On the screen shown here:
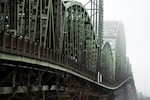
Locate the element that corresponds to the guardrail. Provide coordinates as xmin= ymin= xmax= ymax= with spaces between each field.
xmin=0 ymin=31 xmax=132 ymax=88
xmin=0 ymin=31 xmax=96 ymax=81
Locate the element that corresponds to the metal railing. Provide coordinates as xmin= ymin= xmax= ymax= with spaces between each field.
xmin=0 ymin=31 xmax=96 ymax=81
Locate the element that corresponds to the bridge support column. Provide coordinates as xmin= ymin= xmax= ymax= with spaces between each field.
xmin=107 ymin=94 xmax=115 ymax=100
xmin=125 ymin=84 xmax=137 ymax=100
xmin=124 ymin=83 xmax=135 ymax=100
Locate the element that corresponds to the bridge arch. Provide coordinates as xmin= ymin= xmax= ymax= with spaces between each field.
xmin=101 ymin=42 xmax=114 ymax=82
xmin=103 ymin=21 xmax=127 ymax=81
xmin=61 ymin=1 xmax=98 ymax=72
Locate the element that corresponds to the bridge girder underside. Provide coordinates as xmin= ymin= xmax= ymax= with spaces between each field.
xmin=0 ymin=0 xmax=137 ymax=100
xmin=0 ymin=60 xmax=112 ymax=100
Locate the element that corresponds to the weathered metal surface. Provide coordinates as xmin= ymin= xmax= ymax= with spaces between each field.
xmin=0 ymin=52 xmax=134 ymax=90
xmin=0 ymin=62 xmax=109 ymax=99
xmin=102 ymin=42 xmax=114 ymax=82
xmin=0 ymin=0 xmax=137 ymax=100
xmin=103 ymin=21 xmax=129 ymax=82
xmin=0 ymin=0 xmax=100 ymax=82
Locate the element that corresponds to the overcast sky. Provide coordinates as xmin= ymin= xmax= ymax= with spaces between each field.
xmin=104 ymin=0 xmax=150 ymax=96
xmin=76 ymin=0 xmax=150 ymax=96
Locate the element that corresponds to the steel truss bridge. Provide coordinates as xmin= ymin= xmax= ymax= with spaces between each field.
xmin=0 ymin=0 xmax=137 ymax=100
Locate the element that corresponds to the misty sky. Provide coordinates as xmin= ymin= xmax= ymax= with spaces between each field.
xmin=76 ymin=0 xmax=150 ymax=96
xmin=104 ymin=0 xmax=150 ymax=96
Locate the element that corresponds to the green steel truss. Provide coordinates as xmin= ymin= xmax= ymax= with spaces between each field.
xmin=0 ymin=0 xmax=101 ymax=73
xmin=0 ymin=0 xmax=131 ymax=83
xmin=101 ymin=42 xmax=114 ymax=82
xmin=63 ymin=1 xmax=98 ymax=72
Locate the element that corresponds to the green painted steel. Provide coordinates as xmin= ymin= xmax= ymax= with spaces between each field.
xmin=0 ymin=1 xmax=137 ymax=99
xmin=62 ymin=1 xmax=98 ymax=72
xmin=103 ymin=21 xmax=129 ymax=81
xmin=102 ymin=42 xmax=114 ymax=82
xmin=0 ymin=52 xmax=134 ymax=90
xmin=0 ymin=0 xmax=132 ymax=84
xmin=0 ymin=0 xmax=100 ymax=73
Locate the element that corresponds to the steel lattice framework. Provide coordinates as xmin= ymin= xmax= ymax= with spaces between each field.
xmin=0 ymin=0 xmax=137 ymax=100
xmin=63 ymin=1 xmax=98 ymax=72
xmin=0 ymin=0 xmax=102 ymax=74
xmin=101 ymin=42 xmax=114 ymax=82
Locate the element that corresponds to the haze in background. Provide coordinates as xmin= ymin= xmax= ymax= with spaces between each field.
xmin=103 ymin=0 xmax=150 ymax=96
xmin=75 ymin=0 xmax=150 ymax=96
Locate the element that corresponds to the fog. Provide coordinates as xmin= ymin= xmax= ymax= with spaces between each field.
xmin=76 ymin=0 xmax=150 ymax=96
xmin=104 ymin=0 xmax=150 ymax=96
